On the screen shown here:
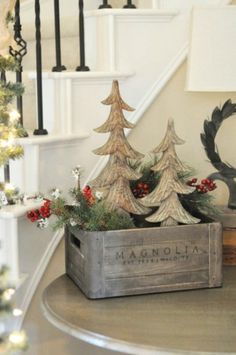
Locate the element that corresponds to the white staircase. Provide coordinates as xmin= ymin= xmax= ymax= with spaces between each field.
xmin=0 ymin=0 xmax=231 ymax=328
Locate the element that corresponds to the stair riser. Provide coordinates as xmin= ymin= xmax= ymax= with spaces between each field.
xmin=22 ymin=37 xmax=80 ymax=71
xmin=10 ymin=140 xmax=91 ymax=195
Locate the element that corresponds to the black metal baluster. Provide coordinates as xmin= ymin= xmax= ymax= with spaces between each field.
xmin=99 ymin=1 xmax=112 ymax=9
xmin=9 ymin=0 xmax=27 ymax=126
xmin=34 ymin=0 xmax=48 ymax=135
xmin=0 ymin=70 xmax=6 ymax=82
xmin=123 ymin=0 xmax=136 ymax=8
xmin=0 ymin=71 xmax=10 ymax=183
xmin=76 ymin=0 xmax=90 ymax=71
xmin=4 ymin=164 xmax=10 ymax=184
xmin=52 ymin=0 xmax=66 ymax=72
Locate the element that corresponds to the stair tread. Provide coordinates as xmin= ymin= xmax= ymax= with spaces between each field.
xmin=15 ymin=132 xmax=89 ymax=146
xmin=28 ymin=70 xmax=134 ymax=80
xmin=85 ymin=8 xmax=179 ymax=17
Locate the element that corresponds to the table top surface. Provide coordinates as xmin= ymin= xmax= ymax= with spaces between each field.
xmin=42 ymin=267 xmax=236 ymax=355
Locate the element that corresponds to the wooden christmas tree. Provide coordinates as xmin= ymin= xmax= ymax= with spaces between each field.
xmin=142 ymin=119 xmax=200 ymax=226
xmin=90 ymin=80 xmax=150 ymax=215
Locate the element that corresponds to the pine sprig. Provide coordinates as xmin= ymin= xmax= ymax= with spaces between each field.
xmin=50 ymin=189 xmax=134 ymax=232
xmin=0 ymin=81 xmax=24 ymax=107
xmin=86 ymin=202 xmax=134 ymax=231
xmin=0 ymin=56 xmax=18 ymax=72
xmin=0 ymin=56 xmax=26 ymax=168
xmin=0 ymin=146 xmax=23 ymax=166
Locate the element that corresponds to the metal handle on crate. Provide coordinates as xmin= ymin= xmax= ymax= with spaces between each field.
xmin=70 ymin=233 xmax=81 ymax=250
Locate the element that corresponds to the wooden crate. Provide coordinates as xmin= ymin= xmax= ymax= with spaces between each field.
xmin=65 ymin=222 xmax=223 ymax=299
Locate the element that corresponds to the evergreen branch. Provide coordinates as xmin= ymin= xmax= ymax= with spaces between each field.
xmin=0 ymin=56 xmax=18 ymax=72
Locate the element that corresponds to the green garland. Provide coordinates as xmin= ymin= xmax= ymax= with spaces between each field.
xmin=0 ymin=81 xmax=24 ymax=108
xmin=0 ymin=56 xmax=18 ymax=72
xmin=0 ymin=55 xmax=27 ymax=167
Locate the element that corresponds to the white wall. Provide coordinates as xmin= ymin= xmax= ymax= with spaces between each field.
xmin=128 ymin=61 xmax=236 ymax=206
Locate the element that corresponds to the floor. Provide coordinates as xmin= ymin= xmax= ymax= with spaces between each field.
xmin=23 ymin=239 xmax=123 ymax=355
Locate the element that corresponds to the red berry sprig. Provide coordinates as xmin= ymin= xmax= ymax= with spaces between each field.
xmin=39 ymin=199 xmax=51 ymax=218
xmin=27 ymin=199 xmax=51 ymax=222
xmin=82 ymin=185 xmax=95 ymax=205
xmin=132 ymin=182 xmax=150 ymax=198
xmin=27 ymin=209 xmax=40 ymax=222
xmin=187 ymin=178 xmax=217 ymax=194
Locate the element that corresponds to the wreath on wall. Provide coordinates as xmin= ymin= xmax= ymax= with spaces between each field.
xmin=201 ymin=99 xmax=236 ymax=209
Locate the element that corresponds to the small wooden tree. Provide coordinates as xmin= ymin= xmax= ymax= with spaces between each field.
xmin=142 ymin=119 xmax=200 ymax=226
xmin=90 ymin=80 xmax=150 ymax=215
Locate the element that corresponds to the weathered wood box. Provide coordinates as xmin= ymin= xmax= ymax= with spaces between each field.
xmin=65 ymin=221 xmax=223 ymax=299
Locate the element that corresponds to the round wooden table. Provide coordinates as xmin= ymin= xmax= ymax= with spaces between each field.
xmin=42 ymin=267 xmax=236 ymax=355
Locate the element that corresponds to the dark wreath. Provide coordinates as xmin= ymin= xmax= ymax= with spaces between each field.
xmin=201 ymin=99 xmax=236 ymax=209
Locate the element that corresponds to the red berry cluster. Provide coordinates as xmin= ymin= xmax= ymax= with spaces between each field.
xmin=82 ymin=185 xmax=95 ymax=205
xmin=27 ymin=210 xmax=40 ymax=222
xmin=132 ymin=182 xmax=150 ymax=198
xmin=187 ymin=178 xmax=217 ymax=193
xmin=27 ymin=199 xmax=51 ymax=222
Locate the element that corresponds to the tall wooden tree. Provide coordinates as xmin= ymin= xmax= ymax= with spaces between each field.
xmin=90 ymin=80 xmax=150 ymax=215
xmin=142 ymin=119 xmax=200 ymax=226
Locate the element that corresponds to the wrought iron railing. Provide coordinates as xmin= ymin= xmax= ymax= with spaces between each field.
xmin=76 ymin=0 xmax=90 ymax=72
xmin=8 ymin=0 xmax=138 ymax=137
xmin=52 ymin=0 xmax=66 ymax=72
xmin=9 ymin=0 xmax=27 ymax=126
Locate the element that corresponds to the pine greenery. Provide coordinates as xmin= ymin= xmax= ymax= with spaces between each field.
xmin=0 ymin=55 xmax=27 ymax=168
xmin=51 ymin=189 xmax=135 ymax=232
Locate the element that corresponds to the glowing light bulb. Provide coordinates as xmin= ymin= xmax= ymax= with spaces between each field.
xmin=8 ymin=132 xmax=15 ymax=144
xmin=9 ymin=331 xmax=27 ymax=346
xmin=0 ymin=140 xmax=9 ymax=148
xmin=9 ymin=110 xmax=20 ymax=123
xmin=0 ymin=133 xmax=15 ymax=148
xmin=4 ymin=183 xmax=14 ymax=192
xmin=3 ymin=287 xmax=15 ymax=301
xmin=13 ymin=308 xmax=23 ymax=317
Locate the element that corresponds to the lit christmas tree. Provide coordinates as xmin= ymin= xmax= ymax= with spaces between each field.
xmin=0 ymin=0 xmax=26 ymax=201
xmin=142 ymin=119 xmax=200 ymax=226
xmin=90 ymin=80 xmax=150 ymax=215
xmin=0 ymin=266 xmax=27 ymax=353
xmin=0 ymin=56 xmax=25 ymax=166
